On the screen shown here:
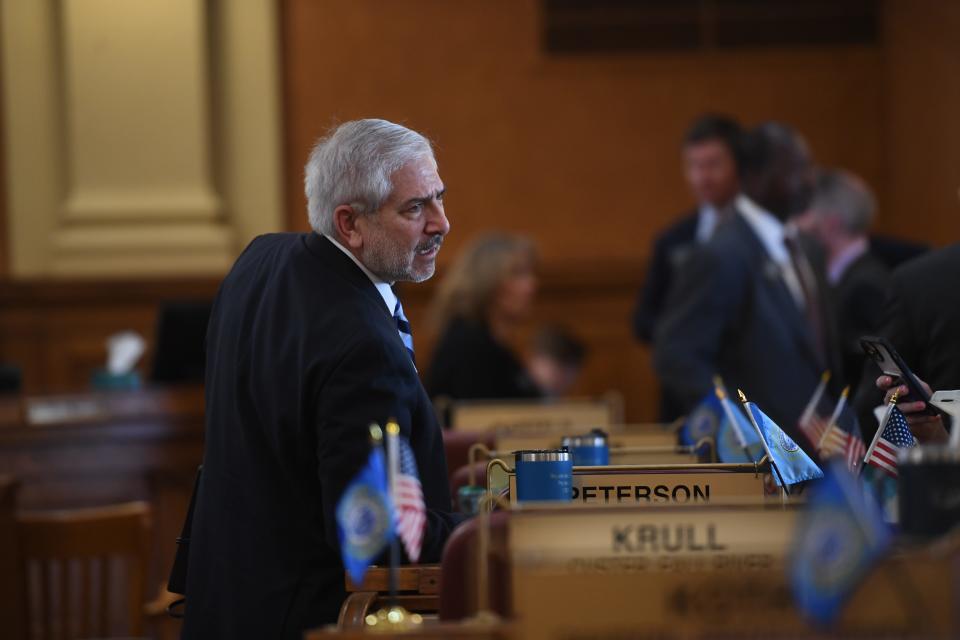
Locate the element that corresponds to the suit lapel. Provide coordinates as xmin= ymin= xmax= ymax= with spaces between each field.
xmin=733 ymin=215 xmax=825 ymax=371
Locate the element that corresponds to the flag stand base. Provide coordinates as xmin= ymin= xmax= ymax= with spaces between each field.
xmin=363 ymin=605 xmax=423 ymax=631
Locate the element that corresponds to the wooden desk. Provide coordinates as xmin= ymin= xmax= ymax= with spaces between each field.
xmin=340 ymin=565 xmax=441 ymax=628
xmin=506 ymin=505 xmax=957 ymax=639
xmin=307 ymin=621 xmax=513 ymax=639
xmin=0 ymin=386 xmax=205 ymax=639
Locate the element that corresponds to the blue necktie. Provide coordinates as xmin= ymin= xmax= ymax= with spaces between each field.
xmin=394 ymin=300 xmax=415 ymax=363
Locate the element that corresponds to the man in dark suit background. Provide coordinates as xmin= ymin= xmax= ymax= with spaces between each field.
xmin=653 ymin=122 xmax=842 ymax=445
xmin=794 ymin=170 xmax=889 ymax=392
xmin=858 ymin=241 xmax=960 ymax=442
xmin=633 ymin=114 xmax=742 ymax=420
xmin=182 ymin=119 xmax=461 ymax=639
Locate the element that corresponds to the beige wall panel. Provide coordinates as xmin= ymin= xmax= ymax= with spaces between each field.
xmin=60 ymin=0 xmax=219 ymax=222
xmin=0 ymin=0 xmax=283 ymax=277
xmin=0 ymin=0 xmax=63 ymax=274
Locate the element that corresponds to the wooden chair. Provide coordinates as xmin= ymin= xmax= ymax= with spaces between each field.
xmin=18 ymin=501 xmax=151 ymax=639
xmin=0 ymin=475 xmax=27 ymax=639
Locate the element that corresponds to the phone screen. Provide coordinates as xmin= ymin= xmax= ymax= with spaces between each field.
xmin=861 ymin=336 xmax=937 ymax=414
xmin=866 ymin=343 xmax=905 ymax=379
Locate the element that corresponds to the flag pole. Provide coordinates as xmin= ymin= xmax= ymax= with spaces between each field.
xmin=385 ymin=419 xmax=402 ymax=607
xmin=799 ymin=370 xmax=831 ymax=431
xmin=738 ymin=389 xmax=791 ymax=496
xmin=861 ymin=392 xmax=899 ymax=477
xmin=817 ymin=385 xmax=850 ymax=451
xmin=713 ymin=377 xmax=753 ymax=462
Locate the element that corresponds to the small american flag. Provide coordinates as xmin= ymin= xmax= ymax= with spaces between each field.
xmin=819 ymin=423 xmax=848 ymax=457
xmin=845 ymin=433 xmax=866 ymax=472
xmin=393 ymin=438 xmax=426 ymax=563
xmin=818 ymin=423 xmax=866 ymax=473
xmin=865 ymin=407 xmax=916 ymax=478
xmin=799 ymin=413 xmax=828 ymax=447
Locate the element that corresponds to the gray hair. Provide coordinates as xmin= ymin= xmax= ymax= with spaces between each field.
xmin=304 ymin=119 xmax=434 ymax=235
xmin=810 ymin=169 xmax=876 ymax=234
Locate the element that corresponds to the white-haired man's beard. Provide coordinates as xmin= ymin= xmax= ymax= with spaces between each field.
xmin=363 ymin=232 xmax=443 ymax=283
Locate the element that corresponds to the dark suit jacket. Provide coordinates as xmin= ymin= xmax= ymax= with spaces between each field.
xmin=653 ymin=213 xmax=842 ymax=445
xmin=182 ymin=233 xmax=461 ymax=639
xmin=633 ymin=211 xmax=699 ymax=421
xmin=424 ymin=316 xmax=540 ymax=404
xmin=633 ymin=211 xmax=699 ymax=343
xmin=833 ymin=251 xmax=889 ymax=391
xmin=854 ymin=243 xmax=960 ymax=438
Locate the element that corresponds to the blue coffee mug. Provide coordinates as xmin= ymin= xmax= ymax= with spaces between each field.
xmin=514 ymin=449 xmax=572 ymax=502
xmin=562 ymin=431 xmax=609 ymax=466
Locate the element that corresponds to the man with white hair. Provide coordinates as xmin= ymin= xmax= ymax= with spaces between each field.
xmin=794 ymin=169 xmax=888 ymax=390
xmin=182 ymin=119 xmax=459 ymax=638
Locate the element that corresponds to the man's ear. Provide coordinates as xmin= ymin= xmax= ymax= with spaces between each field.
xmin=332 ymin=204 xmax=363 ymax=250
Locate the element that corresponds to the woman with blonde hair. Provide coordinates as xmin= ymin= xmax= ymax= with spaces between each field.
xmin=424 ymin=233 xmax=540 ymax=402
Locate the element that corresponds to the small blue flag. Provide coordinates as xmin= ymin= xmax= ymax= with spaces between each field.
xmin=716 ymin=395 xmax=764 ymax=463
xmin=336 ymin=447 xmax=394 ymax=585
xmin=679 ymin=393 xmax=724 ymax=447
xmin=790 ymin=461 xmax=891 ymax=625
xmin=748 ymin=402 xmax=823 ymax=486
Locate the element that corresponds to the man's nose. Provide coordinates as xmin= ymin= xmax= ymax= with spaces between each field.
xmin=426 ymin=202 xmax=450 ymax=236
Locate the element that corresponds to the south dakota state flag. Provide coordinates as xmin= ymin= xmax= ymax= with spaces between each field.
xmin=790 ymin=461 xmax=891 ymax=625
xmin=679 ymin=392 xmax=724 ymax=447
xmin=716 ymin=393 xmax=764 ymax=463
xmin=336 ymin=447 xmax=394 ymax=584
xmin=747 ymin=402 xmax=823 ymax=486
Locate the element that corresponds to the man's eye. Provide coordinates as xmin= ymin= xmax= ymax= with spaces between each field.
xmin=406 ymin=203 xmax=423 ymax=214
xmin=436 ymin=192 xmax=445 ymax=202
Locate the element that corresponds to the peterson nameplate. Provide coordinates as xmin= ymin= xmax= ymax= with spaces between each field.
xmin=508 ymin=470 xmax=765 ymax=505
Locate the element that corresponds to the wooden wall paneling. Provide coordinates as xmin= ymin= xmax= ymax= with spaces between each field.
xmin=881 ymin=0 xmax=960 ymax=246
xmin=0 ymin=387 xmax=206 ymax=628
xmin=398 ymin=261 xmax=657 ymax=423
xmin=280 ymin=0 xmax=884 ymax=267
xmin=0 ymin=279 xmax=219 ymax=394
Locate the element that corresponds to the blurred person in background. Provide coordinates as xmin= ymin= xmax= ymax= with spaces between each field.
xmin=526 ymin=325 xmax=587 ymax=398
xmin=633 ymin=114 xmax=743 ymax=421
xmin=425 ymin=233 xmax=540 ymax=403
xmin=794 ymin=169 xmax=888 ymax=392
xmin=654 ymin=122 xmax=843 ymax=445
xmin=858 ymin=232 xmax=960 ymax=440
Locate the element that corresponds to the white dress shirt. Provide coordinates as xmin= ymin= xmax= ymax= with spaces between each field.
xmin=322 ymin=234 xmax=398 ymax=314
xmin=828 ymin=236 xmax=869 ymax=285
xmin=735 ymin=195 xmax=806 ymax=310
xmin=694 ymin=204 xmax=720 ymax=244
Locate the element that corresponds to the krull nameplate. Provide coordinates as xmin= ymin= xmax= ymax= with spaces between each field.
xmin=508 ymin=467 xmax=767 ymax=506
xmin=509 ymin=504 xmax=797 ymax=570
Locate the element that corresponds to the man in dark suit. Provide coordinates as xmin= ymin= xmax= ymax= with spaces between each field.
xmin=858 ymin=242 xmax=960 ymax=442
xmin=653 ymin=123 xmax=842 ymax=445
xmin=794 ymin=170 xmax=889 ymax=392
xmin=182 ymin=119 xmax=461 ymax=639
xmin=633 ymin=114 xmax=742 ymax=420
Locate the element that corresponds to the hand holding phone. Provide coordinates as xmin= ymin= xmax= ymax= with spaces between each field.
xmin=860 ymin=335 xmax=940 ymax=417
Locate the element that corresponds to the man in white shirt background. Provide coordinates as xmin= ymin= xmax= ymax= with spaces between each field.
xmin=653 ymin=122 xmax=843 ymax=447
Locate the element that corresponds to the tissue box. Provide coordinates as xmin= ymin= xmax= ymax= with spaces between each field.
xmin=91 ymin=368 xmax=142 ymax=390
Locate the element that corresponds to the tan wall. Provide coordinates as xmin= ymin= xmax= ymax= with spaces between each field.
xmin=0 ymin=0 xmax=957 ymax=423
xmin=882 ymin=0 xmax=960 ymax=245
xmin=280 ymin=0 xmax=959 ymax=421
xmin=282 ymin=0 xmax=892 ymax=265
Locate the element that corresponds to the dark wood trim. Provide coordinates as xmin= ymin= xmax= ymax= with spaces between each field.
xmin=0 ymin=278 xmax=222 ymax=306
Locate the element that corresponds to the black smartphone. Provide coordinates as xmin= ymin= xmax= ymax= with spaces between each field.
xmin=860 ymin=335 xmax=940 ymax=416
